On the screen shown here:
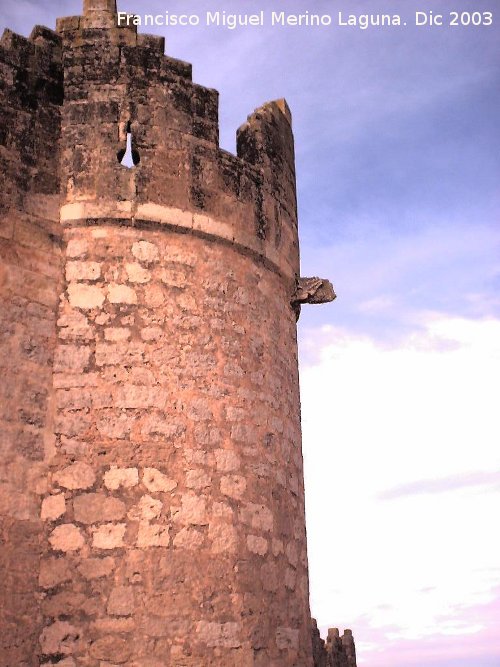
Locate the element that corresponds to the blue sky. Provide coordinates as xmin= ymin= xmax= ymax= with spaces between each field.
xmin=2 ymin=1 xmax=499 ymax=664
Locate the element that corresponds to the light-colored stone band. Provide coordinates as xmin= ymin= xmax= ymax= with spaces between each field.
xmin=60 ymin=201 xmax=295 ymax=280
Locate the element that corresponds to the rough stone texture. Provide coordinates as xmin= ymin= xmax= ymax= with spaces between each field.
xmin=0 ymin=21 xmax=63 ymax=665
xmin=311 ymin=622 xmax=358 ymax=667
xmin=0 ymin=1 xmax=344 ymax=665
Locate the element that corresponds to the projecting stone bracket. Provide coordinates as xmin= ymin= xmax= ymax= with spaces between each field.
xmin=291 ymin=277 xmax=336 ymax=320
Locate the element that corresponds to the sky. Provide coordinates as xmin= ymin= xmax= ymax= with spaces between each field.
xmin=2 ymin=0 xmax=499 ymax=665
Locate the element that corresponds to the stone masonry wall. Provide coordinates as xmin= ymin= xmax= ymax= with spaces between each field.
xmin=0 ymin=26 xmax=63 ymax=666
xmin=40 ymin=225 xmax=311 ymax=666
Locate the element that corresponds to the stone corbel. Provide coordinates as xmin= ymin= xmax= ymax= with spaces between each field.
xmin=291 ymin=276 xmax=336 ymax=320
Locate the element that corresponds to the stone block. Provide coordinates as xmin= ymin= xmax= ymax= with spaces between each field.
xmin=67 ymin=283 xmax=105 ymax=309
xmin=49 ymin=524 xmax=85 ymax=552
xmin=92 ymin=523 xmax=126 ymax=549
xmin=142 ymin=468 xmax=177 ymax=493
xmin=247 ymin=534 xmax=268 ymax=556
xmin=104 ymin=466 xmax=139 ymax=490
xmin=107 ymin=585 xmax=135 ymax=616
xmin=136 ymin=521 xmax=170 ymax=547
xmin=73 ymin=493 xmax=126 ymax=523
xmin=220 ymin=474 xmax=247 ymax=500
xmin=54 ymin=462 xmax=96 ymax=490
xmin=128 ymin=494 xmax=163 ymax=521
xmin=78 ymin=556 xmax=115 ymax=579
xmin=131 ymin=240 xmax=159 ymax=263
xmin=208 ymin=521 xmax=238 ymax=553
xmin=108 ymin=283 xmax=137 ymax=304
xmin=41 ymin=493 xmax=66 ymax=521
xmin=66 ymin=261 xmax=101 ymax=281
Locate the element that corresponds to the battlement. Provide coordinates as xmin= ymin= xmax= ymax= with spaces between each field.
xmin=0 ymin=24 xmax=62 ymax=217
xmin=1 ymin=1 xmax=298 ymax=277
xmin=312 ymin=621 xmax=358 ymax=667
xmin=50 ymin=2 xmax=299 ymax=278
xmin=0 ymin=26 xmax=62 ymax=95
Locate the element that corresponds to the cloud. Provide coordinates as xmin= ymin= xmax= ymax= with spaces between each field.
xmin=353 ymin=591 xmax=500 ymax=667
xmin=299 ymin=220 xmax=500 ymax=337
xmin=301 ymin=316 xmax=500 ymax=666
xmin=380 ymin=470 xmax=500 ymax=499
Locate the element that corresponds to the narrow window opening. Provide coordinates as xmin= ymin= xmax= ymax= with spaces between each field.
xmin=117 ymin=121 xmax=140 ymax=168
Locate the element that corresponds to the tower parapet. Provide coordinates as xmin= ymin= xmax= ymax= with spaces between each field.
xmin=57 ymin=2 xmax=301 ymax=282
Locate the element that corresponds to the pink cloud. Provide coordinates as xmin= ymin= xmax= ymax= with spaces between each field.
xmin=341 ymin=588 xmax=500 ymax=667
xmin=379 ymin=470 xmax=500 ymax=500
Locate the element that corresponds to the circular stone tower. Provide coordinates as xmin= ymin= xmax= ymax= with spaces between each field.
xmin=38 ymin=1 xmax=335 ymax=665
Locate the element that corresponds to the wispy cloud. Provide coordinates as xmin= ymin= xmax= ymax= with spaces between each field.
xmin=318 ymin=580 xmax=500 ymax=667
xmin=300 ymin=221 xmax=500 ymax=337
xmin=380 ymin=470 xmax=500 ymax=500
xmin=302 ymin=316 xmax=500 ymax=665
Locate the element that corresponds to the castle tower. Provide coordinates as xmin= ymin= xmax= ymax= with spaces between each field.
xmin=0 ymin=1 xmax=335 ymax=665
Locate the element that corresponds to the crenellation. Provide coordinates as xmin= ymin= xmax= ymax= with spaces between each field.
xmin=52 ymin=7 xmax=302 ymax=279
xmin=137 ymin=32 xmax=165 ymax=53
xmin=0 ymin=28 xmax=36 ymax=63
xmin=160 ymin=53 xmax=193 ymax=81
xmin=29 ymin=25 xmax=62 ymax=49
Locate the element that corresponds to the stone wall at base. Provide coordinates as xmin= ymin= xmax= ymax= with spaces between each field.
xmin=39 ymin=224 xmax=312 ymax=665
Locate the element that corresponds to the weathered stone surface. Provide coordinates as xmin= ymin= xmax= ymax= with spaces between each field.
xmin=49 ymin=524 xmax=85 ymax=552
xmin=186 ymin=469 xmax=211 ymax=489
xmin=54 ymin=462 xmax=96 ymax=490
xmin=142 ymin=468 xmax=177 ymax=493
xmin=276 ymin=626 xmax=299 ymax=650
xmin=40 ymin=620 xmax=80 ymax=656
xmin=41 ymin=494 xmax=66 ymax=521
xmin=66 ymin=261 xmax=101 ymax=281
xmin=208 ymin=521 xmax=238 ymax=553
xmin=174 ymin=493 xmax=207 ymax=526
xmin=173 ymin=526 xmax=204 ymax=549
xmin=128 ymin=495 xmax=163 ymax=521
xmin=67 ymin=283 xmax=105 ymax=309
xmin=66 ymin=238 xmax=89 ymax=258
xmin=73 ymin=493 xmax=126 ymax=523
xmin=240 ymin=503 xmax=274 ymax=532
xmin=41 ymin=592 xmax=87 ymax=618
xmin=39 ymin=557 xmax=72 ymax=588
xmin=137 ymin=521 xmax=170 ymax=547
xmin=220 ymin=474 xmax=247 ymax=500
xmin=78 ymin=556 xmax=115 ymax=579
xmin=92 ymin=523 xmax=126 ymax=549
xmin=247 ymin=534 xmax=268 ymax=556
xmin=90 ymin=635 xmax=132 ymax=662
xmin=104 ymin=466 xmax=139 ymax=490
xmin=215 ymin=449 xmax=241 ymax=472
xmin=107 ymin=585 xmax=135 ymax=616
xmin=132 ymin=241 xmax=159 ymax=263
xmin=108 ymin=283 xmax=137 ymax=304
xmin=104 ymin=327 xmax=131 ymax=341
xmin=54 ymin=345 xmax=91 ymax=373
xmin=126 ymin=262 xmax=151 ymax=283
xmin=196 ymin=621 xmax=242 ymax=648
